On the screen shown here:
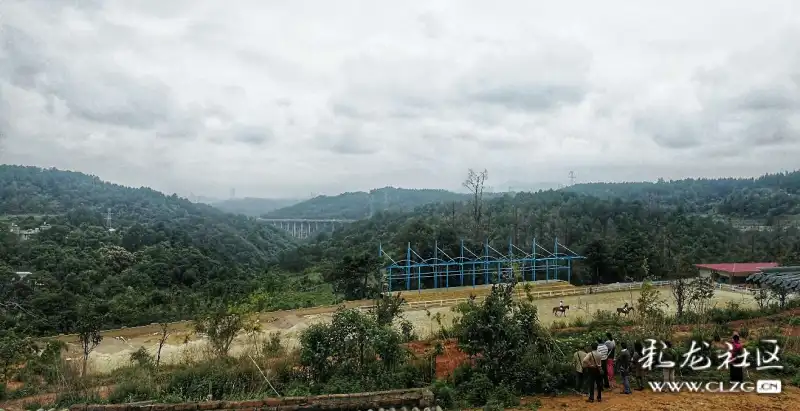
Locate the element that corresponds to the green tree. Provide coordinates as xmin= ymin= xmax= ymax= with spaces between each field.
xmin=326 ymin=253 xmax=382 ymax=300
xmin=452 ymin=283 xmax=567 ymax=404
xmin=0 ymin=332 xmax=35 ymax=384
xmin=75 ymin=304 xmax=104 ymax=377
xmin=193 ymin=303 xmax=254 ymax=358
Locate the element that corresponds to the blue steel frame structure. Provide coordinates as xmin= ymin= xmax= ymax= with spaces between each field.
xmin=379 ymin=237 xmax=585 ymax=293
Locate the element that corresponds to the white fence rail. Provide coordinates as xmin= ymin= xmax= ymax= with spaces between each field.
xmin=358 ymin=280 xmax=672 ymax=311
xmin=715 ymin=283 xmax=752 ymax=294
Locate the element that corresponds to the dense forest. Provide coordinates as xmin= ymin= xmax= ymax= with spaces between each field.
xmin=0 ymin=165 xmax=329 ymax=336
xmin=262 ymin=187 xmax=479 ymax=220
xmin=567 ymin=172 xmax=800 ymax=223
xmin=278 ymin=172 xmax=800 ymax=298
xmin=211 ymin=197 xmax=302 ymax=217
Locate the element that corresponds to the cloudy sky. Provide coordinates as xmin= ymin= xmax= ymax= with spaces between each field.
xmin=2 ymin=0 xmax=800 ymax=198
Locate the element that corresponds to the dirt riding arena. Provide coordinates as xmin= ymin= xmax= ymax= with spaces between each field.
xmin=57 ymin=283 xmax=756 ymax=375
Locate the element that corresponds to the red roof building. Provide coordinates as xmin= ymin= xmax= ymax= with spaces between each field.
xmin=695 ymin=262 xmax=779 ymax=285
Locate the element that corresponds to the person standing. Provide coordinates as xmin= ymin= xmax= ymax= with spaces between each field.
xmin=729 ymin=334 xmax=744 ymax=383
xmin=661 ymin=341 xmax=677 ymax=383
xmin=573 ymin=344 xmax=589 ymax=392
xmin=617 ymin=342 xmax=632 ymax=394
xmin=583 ymin=342 xmax=604 ymax=403
xmin=605 ymin=333 xmax=617 ymax=389
xmin=631 ymin=341 xmax=646 ymax=390
xmin=597 ymin=338 xmax=610 ymax=388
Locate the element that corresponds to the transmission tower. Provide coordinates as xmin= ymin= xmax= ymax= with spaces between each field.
xmin=106 ymin=208 xmax=112 ymax=229
xmin=568 ymin=171 xmax=576 ymax=186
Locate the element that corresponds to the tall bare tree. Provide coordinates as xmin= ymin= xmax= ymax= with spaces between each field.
xmin=463 ymin=169 xmax=488 ymax=241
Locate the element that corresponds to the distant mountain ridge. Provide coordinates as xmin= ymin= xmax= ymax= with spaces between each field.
xmin=212 ymin=197 xmax=303 ymax=217
xmin=263 ymin=187 xmax=474 ymax=220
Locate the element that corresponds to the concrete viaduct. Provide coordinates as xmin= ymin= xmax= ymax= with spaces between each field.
xmin=259 ymin=218 xmax=356 ymax=239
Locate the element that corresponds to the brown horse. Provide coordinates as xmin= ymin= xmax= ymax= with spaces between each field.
xmin=553 ymin=305 xmax=570 ymax=316
xmin=616 ymin=306 xmax=634 ymax=316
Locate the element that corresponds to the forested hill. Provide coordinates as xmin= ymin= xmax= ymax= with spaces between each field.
xmin=565 ymin=171 xmax=800 ymax=223
xmin=263 ymin=187 xmax=473 ymax=219
xmin=278 ymin=188 xmax=800 ymax=296
xmin=212 ymin=197 xmax=302 ymax=217
xmin=0 ymin=165 xmax=299 ymax=335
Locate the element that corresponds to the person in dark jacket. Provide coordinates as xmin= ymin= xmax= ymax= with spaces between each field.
xmin=631 ymin=340 xmax=646 ymax=390
xmin=573 ymin=344 xmax=589 ymax=392
xmin=617 ymin=341 xmax=632 ymax=394
xmin=582 ymin=342 xmax=604 ymax=403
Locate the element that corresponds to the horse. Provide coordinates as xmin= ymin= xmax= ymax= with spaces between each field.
xmin=553 ymin=305 xmax=570 ymax=316
xmin=616 ymin=306 xmax=634 ymax=316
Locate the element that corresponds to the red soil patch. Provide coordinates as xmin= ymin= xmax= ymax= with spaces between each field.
xmin=406 ymin=339 xmax=469 ymax=379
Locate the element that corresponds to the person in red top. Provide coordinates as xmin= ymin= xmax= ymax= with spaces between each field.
xmin=729 ymin=334 xmax=744 ymax=382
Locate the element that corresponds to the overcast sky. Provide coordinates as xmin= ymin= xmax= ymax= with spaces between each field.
xmin=2 ymin=1 xmax=800 ymax=198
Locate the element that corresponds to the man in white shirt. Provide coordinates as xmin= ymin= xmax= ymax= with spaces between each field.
xmin=596 ymin=338 xmax=610 ymax=388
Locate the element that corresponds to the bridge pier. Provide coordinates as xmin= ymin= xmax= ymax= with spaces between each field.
xmin=259 ymin=218 xmax=355 ymax=239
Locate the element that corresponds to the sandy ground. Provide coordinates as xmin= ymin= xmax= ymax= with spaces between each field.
xmin=60 ymin=287 xmax=755 ymax=375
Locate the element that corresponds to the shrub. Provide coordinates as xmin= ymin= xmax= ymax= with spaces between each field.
xmin=431 ymin=380 xmax=456 ymax=409
xmin=569 ymin=316 xmax=587 ymax=328
xmin=130 ymin=347 xmax=155 ymax=369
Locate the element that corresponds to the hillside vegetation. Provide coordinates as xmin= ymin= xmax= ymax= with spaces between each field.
xmin=279 ymin=174 xmax=800 ymax=298
xmin=566 ymin=171 xmax=800 ymax=224
xmin=0 ymin=165 xmax=331 ymax=336
xmin=211 ymin=197 xmax=302 ymax=217
xmin=263 ymin=187 xmax=475 ymax=220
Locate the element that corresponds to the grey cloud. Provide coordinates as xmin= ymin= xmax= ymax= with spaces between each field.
xmin=633 ymin=114 xmax=705 ymax=149
xmin=418 ymin=12 xmax=444 ymax=39
xmin=1 ymin=25 xmax=175 ymax=130
xmin=314 ymin=123 xmax=381 ymax=155
xmin=62 ymin=72 xmax=173 ymax=129
xmin=638 ymin=29 xmax=800 ymax=153
xmin=735 ymin=87 xmax=798 ymax=111
xmin=232 ymin=126 xmax=274 ymax=145
xmin=467 ymin=84 xmax=586 ymax=111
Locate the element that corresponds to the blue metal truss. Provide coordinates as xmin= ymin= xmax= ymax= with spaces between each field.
xmin=378 ymin=238 xmax=585 ymax=293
